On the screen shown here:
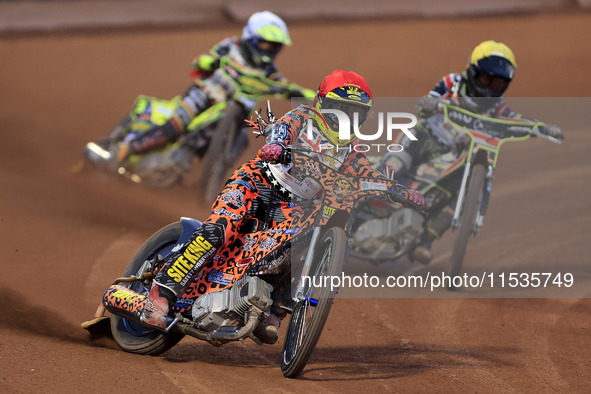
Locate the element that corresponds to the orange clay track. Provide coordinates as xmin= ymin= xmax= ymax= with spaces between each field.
xmin=1 ymin=13 xmax=590 ymax=392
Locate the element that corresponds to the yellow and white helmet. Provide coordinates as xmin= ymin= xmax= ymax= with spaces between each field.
xmin=241 ymin=11 xmax=292 ymax=67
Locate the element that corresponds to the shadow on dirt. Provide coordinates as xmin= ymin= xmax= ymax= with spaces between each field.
xmin=297 ymin=343 xmax=521 ymax=381
xmin=0 ymin=286 xmax=116 ymax=348
xmin=161 ymin=340 xmax=521 ymax=381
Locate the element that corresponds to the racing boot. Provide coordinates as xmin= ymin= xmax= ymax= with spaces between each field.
xmin=413 ymin=205 xmax=455 ymax=264
xmin=413 ymin=233 xmax=435 ymax=264
xmin=141 ymin=222 xmax=225 ymax=330
xmin=252 ymin=277 xmax=291 ymax=344
xmin=140 ymin=283 xmax=175 ymax=331
xmin=413 ymin=206 xmax=455 ymax=264
xmin=253 ymin=313 xmax=281 ymax=344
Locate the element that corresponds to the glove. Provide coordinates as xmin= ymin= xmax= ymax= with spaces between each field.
xmin=541 ymin=124 xmax=565 ymax=140
xmin=416 ymin=96 xmax=442 ymax=117
xmin=106 ymin=143 xmax=130 ymax=170
xmin=288 ymin=84 xmax=316 ymax=99
xmin=258 ymin=143 xmax=290 ymax=165
xmin=390 ymin=185 xmax=424 ymax=207
xmin=116 ymin=142 xmax=131 ymax=163
xmin=405 ymin=189 xmax=424 ymax=207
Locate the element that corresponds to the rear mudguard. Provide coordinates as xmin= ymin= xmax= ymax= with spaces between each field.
xmin=178 ymin=217 xmax=203 ymax=245
xmin=102 ymin=217 xmax=202 ymax=324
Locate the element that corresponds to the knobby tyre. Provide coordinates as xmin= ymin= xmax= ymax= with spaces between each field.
xmin=447 ymin=163 xmax=486 ymax=289
xmin=281 ymin=227 xmax=347 ymax=378
xmin=111 ymin=222 xmax=185 ymax=355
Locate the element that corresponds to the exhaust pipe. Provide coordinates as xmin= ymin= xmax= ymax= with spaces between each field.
xmin=175 ymin=309 xmax=261 ymax=346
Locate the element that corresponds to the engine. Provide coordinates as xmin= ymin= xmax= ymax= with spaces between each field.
xmin=353 ymin=207 xmax=424 ymax=257
xmin=190 ymin=275 xmax=273 ymax=332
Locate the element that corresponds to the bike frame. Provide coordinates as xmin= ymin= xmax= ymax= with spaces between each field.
xmin=439 ymin=104 xmax=561 ymax=231
xmin=288 ymin=148 xmax=421 ymax=301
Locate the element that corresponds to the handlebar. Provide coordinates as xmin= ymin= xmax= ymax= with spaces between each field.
xmin=387 ymin=190 xmax=428 ymax=217
xmin=289 ymin=146 xmax=427 ymax=216
xmin=436 ymin=100 xmax=562 ymax=145
xmin=436 ymin=99 xmax=451 ymax=111
xmin=531 ymin=127 xmax=563 ymax=144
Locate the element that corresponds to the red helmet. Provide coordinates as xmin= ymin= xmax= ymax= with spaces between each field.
xmin=315 ymin=70 xmax=373 ymax=146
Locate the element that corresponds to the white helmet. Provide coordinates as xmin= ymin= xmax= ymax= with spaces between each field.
xmin=241 ymin=11 xmax=292 ymax=67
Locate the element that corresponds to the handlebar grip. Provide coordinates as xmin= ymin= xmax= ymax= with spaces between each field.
xmin=436 ymin=99 xmax=451 ymax=112
xmin=387 ymin=191 xmax=428 ymax=217
xmin=532 ymin=126 xmax=563 ymax=144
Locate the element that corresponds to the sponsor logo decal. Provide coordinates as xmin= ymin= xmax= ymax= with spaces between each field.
xmin=167 ymin=236 xmax=214 ymax=284
xmin=220 ymin=189 xmax=244 ymax=208
xmin=235 ymin=257 xmax=254 ymax=268
xmin=241 ymin=236 xmax=258 ymax=252
xmin=259 ymin=237 xmax=277 ymax=251
xmin=229 ymin=179 xmax=255 ymax=190
xmin=112 ymin=289 xmax=145 ymax=302
xmin=323 ymin=205 xmax=336 ymax=218
xmin=333 ymin=177 xmax=354 ymax=199
xmin=361 ymin=181 xmax=388 ymax=191
xmin=213 ymin=207 xmax=243 ymax=220
xmin=207 ymin=269 xmax=234 ymax=286
xmin=174 ymin=298 xmax=194 ymax=308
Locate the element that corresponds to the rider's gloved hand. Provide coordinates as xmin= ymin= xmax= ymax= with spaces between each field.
xmin=541 ymin=124 xmax=565 ymax=140
xmin=105 ymin=143 xmax=131 ymax=170
xmin=258 ymin=143 xmax=290 ymax=165
xmin=416 ymin=96 xmax=443 ymax=117
xmin=406 ymin=189 xmax=424 ymax=207
xmin=116 ymin=143 xmax=131 ymax=163
xmin=285 ymin=83 xmax=315 ymax=99
xmin=293 ymin=87 xmax=316 ymax=98
xmin=390 ymin=185 xmax=424 ymax=207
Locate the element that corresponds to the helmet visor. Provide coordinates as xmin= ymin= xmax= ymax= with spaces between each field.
xmin=322 ymin=98 xmax=371 ymax=143
xmin=475 ymin=72 xmax=511 ymax=94
xmin=257 ymin=39 xmax=283 ymax=53
xmin=250 ymin=38 xmax=283 ymax=65
xmin=476 ymin=56 xmax=516 ymax=79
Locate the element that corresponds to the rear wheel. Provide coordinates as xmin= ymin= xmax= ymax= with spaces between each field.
xmin=447 ymin=164 xmax=486 ymax=288
xmin=110 ymin=222 xmax=185 ymax=355
xmin=281 ymin=227 xmax=347 ymax=378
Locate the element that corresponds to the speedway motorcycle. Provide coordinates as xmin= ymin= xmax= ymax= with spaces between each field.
xmin=82 ymin=133 xmax=425 ymax=378
xmin=352 ymin=102 xmax=562 ymax=282
xmin=83 ymin=56 xmax=313 ymax=201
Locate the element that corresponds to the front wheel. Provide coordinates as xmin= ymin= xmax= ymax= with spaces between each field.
xmin=447 ymin=163 xmax=486 ymax=288
xmin=281 ymin=227 xmax=347 ymax=378
xmin=110 ymin=222 xmax=185 ymax=355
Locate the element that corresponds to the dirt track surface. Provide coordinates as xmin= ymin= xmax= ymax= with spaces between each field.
xmin=1 ymin=13 xmax=590 ymax=392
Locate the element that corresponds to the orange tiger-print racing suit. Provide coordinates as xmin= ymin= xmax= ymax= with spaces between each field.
xmin=153 ymin=103 xmax=414 ymax=306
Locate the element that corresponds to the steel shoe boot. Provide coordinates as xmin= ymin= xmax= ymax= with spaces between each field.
xmin=413 ymin=234 xmax=434 ymax=264
xmin=413 ymin=244 xmax=433 ymax=264
xmin=253 ymin=313 xmax=281 ymax=344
